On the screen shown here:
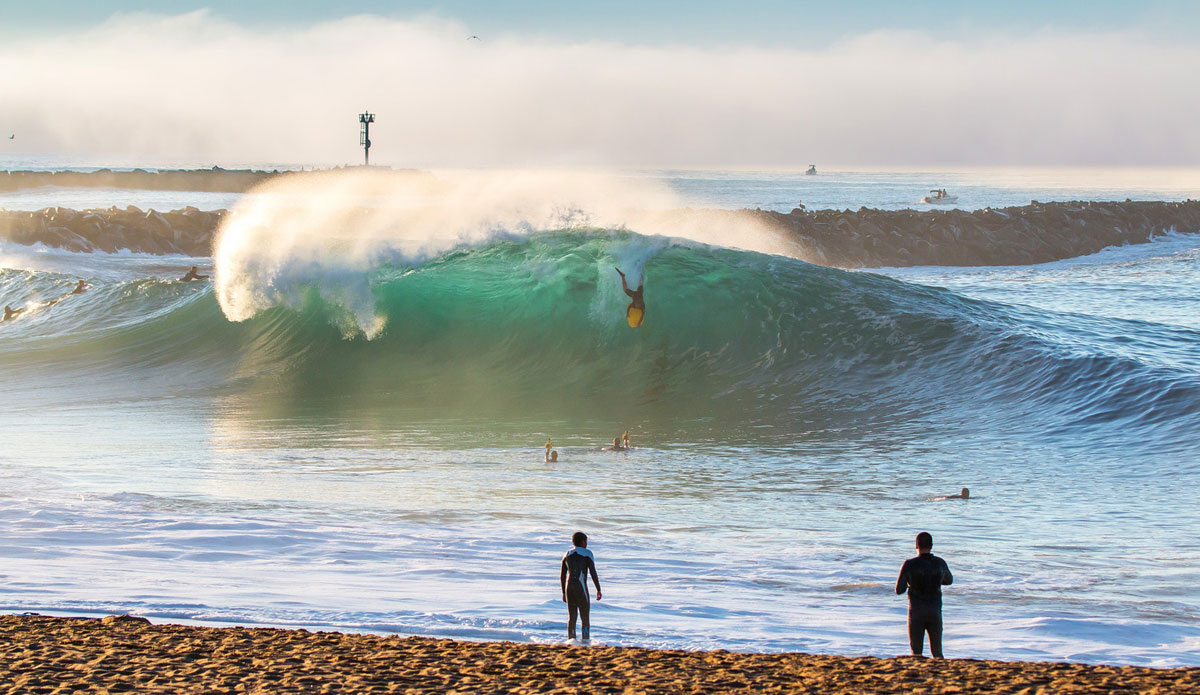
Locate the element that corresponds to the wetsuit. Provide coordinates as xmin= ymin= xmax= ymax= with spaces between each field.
xmin=560 ymin=546 xmax=601 ymax=639
xmin=623 ymin=284 xmax=645 ymax=327
xmin=896 ymin=553 xmax=953 ymax=658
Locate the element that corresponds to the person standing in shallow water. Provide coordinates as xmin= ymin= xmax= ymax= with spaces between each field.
xmin=896 ymin=531 xmax=953 ymax=658
xmin=561 ymin=532 xmax=602 ymax=640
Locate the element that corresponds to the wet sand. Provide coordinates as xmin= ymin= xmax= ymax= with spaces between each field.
xmin=2 ymin=615 xmax=1195 ymax=694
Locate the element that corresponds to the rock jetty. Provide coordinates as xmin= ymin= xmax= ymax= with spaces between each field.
xmin=1 ymin=200 xmax=1198 ymax=266
xmin=758 ymin=200 xmax=1200 ymax=267
xmin=0 ymin=205 xmax=224 ymax=256
xmin=0 ymin=168 xmax=278 ymax=194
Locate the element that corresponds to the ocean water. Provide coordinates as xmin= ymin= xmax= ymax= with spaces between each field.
xmin=1 ymin=163 xmax=1198 ymax=667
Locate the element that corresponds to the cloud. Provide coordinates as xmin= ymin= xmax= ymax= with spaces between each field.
xmin=2 ymin=11 xmax=1198 ymax=167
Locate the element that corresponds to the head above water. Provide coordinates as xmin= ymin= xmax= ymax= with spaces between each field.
xmin=549 ymin=450 xmax=558 ymax=462
xmin=916 ymin=532 xmax=933 ymax=552
xmin=961 ymin=487 xmax=970 ymax=499
xmin=572 ymin=531 xmax=587 ymax=548
xmin=612 ymin=437 xmax=622 ymax=448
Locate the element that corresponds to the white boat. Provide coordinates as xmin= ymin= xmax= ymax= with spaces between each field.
xmin=805 ymin=164 xmax=817 ymax=175
xmin=921 ymin=189 xmax=957 ymax=204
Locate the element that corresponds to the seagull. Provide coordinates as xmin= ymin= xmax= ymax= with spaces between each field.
xmin=467 ymin=35 xmax=481 ymax=41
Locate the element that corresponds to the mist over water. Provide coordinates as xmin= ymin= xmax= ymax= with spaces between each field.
xmin=2 ymin=12 xmax=1200 ymax=166
xmin=1 ymin=167 xmax=1199 ymax=666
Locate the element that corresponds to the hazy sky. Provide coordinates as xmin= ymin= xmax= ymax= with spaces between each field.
xmin=1 ymin=3 xmax=1198 ymax=168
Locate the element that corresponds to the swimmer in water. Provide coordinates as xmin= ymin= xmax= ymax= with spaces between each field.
xmin=68 ymin=280 xmax=87 ymax=295
xmin=180 ymin=266 xmax=208 ymax=282
xmin=614 ymin=267 xmax=644 ymax=327
xmin=949 ymin=487 xmax=969 ymax=499
xmin=3 ymin=305 xmax=24 ymax=321
xmin=610 ymin=437 xmax=626 ymax=451
xmin=622 ymin=431 xmax=631 ymax=448
xmin=546 ymin=449 xmax=559 ymax=463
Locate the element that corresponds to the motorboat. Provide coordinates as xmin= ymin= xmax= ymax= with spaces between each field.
xmin=921 ymin=189 xmax=957 ymax=204
xmin=805 ymin=164 xmax=817 ymax=175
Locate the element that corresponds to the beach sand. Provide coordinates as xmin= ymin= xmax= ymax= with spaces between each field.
xmin=1 ymin=615 xmax=1195 ymax=694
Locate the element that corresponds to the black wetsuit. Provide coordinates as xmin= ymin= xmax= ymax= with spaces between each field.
xmin=560 ymin=547 xmax=601 ymax=639
xmin=896 ymin=553 xmax=953 ymax=657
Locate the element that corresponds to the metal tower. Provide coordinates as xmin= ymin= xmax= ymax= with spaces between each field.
xmin=359 ymin=111 xmax=375 ymax=165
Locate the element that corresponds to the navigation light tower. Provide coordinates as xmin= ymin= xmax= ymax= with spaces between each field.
xmin=359 ymin=111 xmax=375 ymax=165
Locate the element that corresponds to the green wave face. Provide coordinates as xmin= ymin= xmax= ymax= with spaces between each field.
xmin=3 ymin=230 xmax=1198 ymax=447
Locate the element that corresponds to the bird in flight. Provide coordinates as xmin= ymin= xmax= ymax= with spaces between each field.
xmin=467 ymin=35 xmax=481 ymax=40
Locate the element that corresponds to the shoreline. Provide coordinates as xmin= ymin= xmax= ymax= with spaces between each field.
xmin=3 ymin=614 xmax=1196 ymax=694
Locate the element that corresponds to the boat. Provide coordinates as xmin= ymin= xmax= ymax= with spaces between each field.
xmin=805 ymin=164 xmax=817 ymax=175
xmin=921 ymin=189 xmax=957 ymax=204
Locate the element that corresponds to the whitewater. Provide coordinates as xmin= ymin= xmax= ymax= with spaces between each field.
xmin=0 ymin=166 xmax=1198 ymax=667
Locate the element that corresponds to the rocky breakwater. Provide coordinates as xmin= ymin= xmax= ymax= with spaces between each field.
xmin=0 ymin=168 xmax=278 ymax=193
xmin=0 ymin=205 xmax=224 ymax=256
xmin=3 ymin=199 xmax=1199 ymax=266
xmin=756 ymin=200 xmax=1200 ymax=267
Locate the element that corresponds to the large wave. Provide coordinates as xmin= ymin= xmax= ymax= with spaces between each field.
xmin=3 ymin=229 xmax=1198 ymax=451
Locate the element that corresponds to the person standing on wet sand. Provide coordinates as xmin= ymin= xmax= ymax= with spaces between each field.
xmin=896 ymin=531 xmax=953 ymax=658
xmin=561 ymin=532 xmax=602 ymax=640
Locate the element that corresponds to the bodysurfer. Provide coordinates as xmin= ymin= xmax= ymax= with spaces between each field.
xmin=560 ymin=531 xmax=602 ymax=641
xmin=3 ymin=305 xmax=23 ymax=321
xmin=614 ymin=267 xmax=644 ymax=327
xmin=180 ymin=266 xmax=208 ymax=282
xmin=68 ymin=280 xmax=87 ymax=295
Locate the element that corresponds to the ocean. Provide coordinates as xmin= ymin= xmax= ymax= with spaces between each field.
xmin=1 ymin=161 xmax=1198 ymax=667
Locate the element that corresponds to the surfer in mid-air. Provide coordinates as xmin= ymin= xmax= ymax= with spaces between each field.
xmin=614 ymin=267 xmax=644 ymax=327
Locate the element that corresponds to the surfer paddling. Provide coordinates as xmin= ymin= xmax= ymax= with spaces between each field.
xmin=561 ymin=532 xmax=602 ymax=641
xmin=68 ymin=280 xmax=87 ymax=295
xmin=180 ymin=266 xmax=208 ymax=282
xmin=614 ymin=267 xmax=645 ymax=327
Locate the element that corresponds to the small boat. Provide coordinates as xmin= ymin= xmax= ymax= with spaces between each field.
xmin=921 ymin=189 xmax=957 ymax=204
xmin=805 ymin=164 xmax=817 ymax=175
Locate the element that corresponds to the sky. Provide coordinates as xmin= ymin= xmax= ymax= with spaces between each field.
xmin=1 ymin=2 xmax=1198 ymax=168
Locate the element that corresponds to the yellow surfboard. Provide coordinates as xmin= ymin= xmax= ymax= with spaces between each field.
xmin=627 ymin=305 xmax=645 ymax=327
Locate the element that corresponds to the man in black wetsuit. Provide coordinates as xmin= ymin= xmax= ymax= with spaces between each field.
xmin=896 ymin=531 xmax=953 ymax=658
xmin=614 ymin=267 xmax=645 ymax=327
xmin=180 ymin=266 xmax=208 ymax=282
xmin=560 ymin=531 xmax=602 ymax=640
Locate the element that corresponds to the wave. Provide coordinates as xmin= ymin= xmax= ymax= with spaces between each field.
xmin=3 ymin=229 xmax=1198 ymax=450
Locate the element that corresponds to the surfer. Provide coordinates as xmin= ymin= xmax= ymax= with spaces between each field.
xmin=614 ymin=267 xmax=645 ymax=327
xmin=3 ymin=305 xmax=24 ymax=321
xmin=896 ymin=532 xmax=953 ymax=659
xmin=68 ymin=280 xmax=87 ymax=295
xmin=180 ymin=266 xmax=208 ymax=282
xmin=560 ymin=532 xmax=602 ymax=641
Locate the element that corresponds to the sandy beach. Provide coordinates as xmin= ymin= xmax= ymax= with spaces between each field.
xmin=2 ymin=615 xmax=1195 ymax=694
